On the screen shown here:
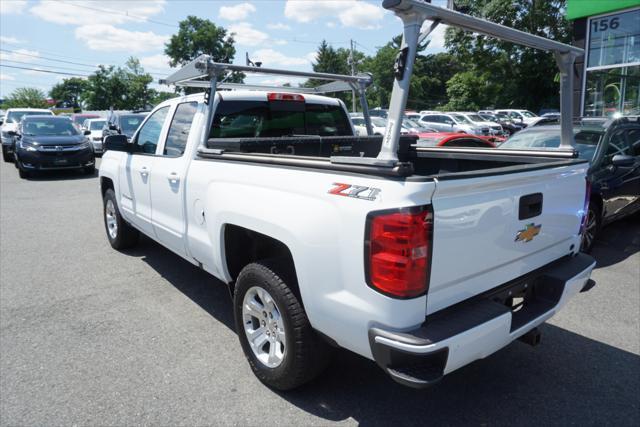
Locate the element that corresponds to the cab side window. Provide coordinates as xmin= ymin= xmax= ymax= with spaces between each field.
xmin=605 ymin=130 xmax=630 ymax=162
xmin=164 ymin=102 xmax=198 ymax=157
xmin=626 ymin=128 xmax=640 ymax=157
xmin=135 ymin=107 xmax=169 ymax=154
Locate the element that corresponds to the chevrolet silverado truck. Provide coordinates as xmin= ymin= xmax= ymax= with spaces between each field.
xmin=98 ymin=0 xmax=595 ymax=390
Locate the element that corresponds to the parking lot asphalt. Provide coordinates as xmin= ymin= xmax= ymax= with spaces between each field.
xmin=0 ymin=159 xmax=638 ymax=426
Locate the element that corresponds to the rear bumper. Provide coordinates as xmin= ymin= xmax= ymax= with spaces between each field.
xmin=369 ymin=253 xmax=596 ymax=388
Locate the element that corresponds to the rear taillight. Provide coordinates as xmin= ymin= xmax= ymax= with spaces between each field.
xmin=580 ymin=178 xmax=591 ymax=235
xmin=365 ymin=206 xmax=433 ymax=299
xmin=267 ymin=92 xmax=305 ymax=102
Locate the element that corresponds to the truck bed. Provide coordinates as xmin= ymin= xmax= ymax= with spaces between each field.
xmin=200 ymin=134 xmax=586 ymax=179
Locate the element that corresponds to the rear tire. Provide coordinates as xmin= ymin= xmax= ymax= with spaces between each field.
xmin=581 ymin=203 xmax=601 ymax=253
xmin=2 ymin=147 xmax=12 ymax=163
xmin=18 ymin=167 xmax=30 ymax=179
xmin=234 ymin=259 xmax=331 ymax=390
xmin=103 ymin=188 xmax=139 ymax=250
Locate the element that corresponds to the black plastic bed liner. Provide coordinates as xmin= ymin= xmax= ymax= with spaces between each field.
xmin=206 ymin=135 xmax=416 ymax=160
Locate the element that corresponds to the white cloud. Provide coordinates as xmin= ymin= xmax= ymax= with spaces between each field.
xmin=0 ymin=48 xmax=40 ymax=62
xmin=254 ymin=76 xmax=306 ymax=87
xmin=0 ymin=72 xmax=16 ymax=81
xmin=219 ymin=3 xmax=256 ymax=21
xmin=326 ymin=22 xmax=336 ymax=28
xmin=422 ymin=22 xmax=448 ymax=52
xmin=267 ymin=22 xmax=291 ymax=31
xmin=140 ymin=54 xmax=173 ymax=71
xmin=228 ymin=22 xmax=270 ymax=46
xmin=30 ymin=0 xmax=166 ymax=25
xmin=75 ymin=25 xmax=169 ymax=52
xmin=0 ymin=0 xmax=27 ymax=14
xmin=284 ymin=0 xmax=384 ymax=30
xmin=252 ymin=49 xmax=314 ymax=67
xmin=0 ymin=35 xmax=24 ymax=44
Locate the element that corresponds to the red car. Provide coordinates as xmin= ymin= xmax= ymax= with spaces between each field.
xmin=414 ymin=132 xmax=502 ymax=148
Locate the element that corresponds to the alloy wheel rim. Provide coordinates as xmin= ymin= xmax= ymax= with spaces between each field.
xmin=242 ymin=286 xmax=286 ymax=368
xmin=105 ymin=199 xmax=118 ymax=239
xmin=582 ymin=209 xmax=596 ymax=250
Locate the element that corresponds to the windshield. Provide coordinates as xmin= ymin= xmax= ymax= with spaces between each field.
xmin=22 ymin=118 xmax=79 ymax=136
xmin=466 ymin=114 xmax=485 ymax=122
xmin=451 ymin=114 xmax=472 ymax=125
xmin=371 ymin=117 xmax=387 ymax=127
xmin=7 ymin=111 xmax=51 ymax=123
xmin=210 ymin=100 xmax=352 ymax=138
xmin=403 ymin=118 xmax=423 ymax=129
xmin=89 ymin=120 xmax=106 ymax=130
xmin=499 ymin=128 xmax=602 ymax=160
xmin=521 ymin=111 xmax=538 ymax=118
xmin=480 ymin=114 xmax=497 ymax=121
xmin=120 ymin=115 xmax=145 ymax=134
xmin=73 ymin=115 xmax=98 ymax=125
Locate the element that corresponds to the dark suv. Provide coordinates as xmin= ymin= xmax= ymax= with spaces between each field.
xmin=102 ymin=112 xmax=148 ymax=142
xmin=499 ymin=117 xmax=640 ymax=251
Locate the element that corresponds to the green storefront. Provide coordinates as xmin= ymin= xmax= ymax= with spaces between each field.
xmin=568 ymin=0 xmax=640 ymax=117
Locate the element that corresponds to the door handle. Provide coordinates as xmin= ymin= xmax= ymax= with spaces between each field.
xmin=140 ymin=166 xmax=149 ymax=177
xmin=167 ymin=172 xmax=180 ymax=183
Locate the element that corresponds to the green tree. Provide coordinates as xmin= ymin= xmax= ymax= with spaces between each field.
xmin=306 ymin=40 xmax=365 ymax=109
xmin=165 ymin=16 xmax=240 ymax=91
xmin=123 ymin=57 xmax=154 ymax=110
xmin=49 ymin=77 xmax=88 ymax=108
xmin=82 ymin=58 xmax=156 ymax=110
xmin=2 ymin=87 xmax=48 ymax=109
xmin=444 ymin=0 xmax=571 ymax=111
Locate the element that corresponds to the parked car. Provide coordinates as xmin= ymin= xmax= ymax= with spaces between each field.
xmin=415 ymin=132 xmax=497 ymax=147
xmin=82 ymin=118 xmax=107 ymax=154
xmin=368 ymin=108 xmax=388 ymax=118
xmin=494 ymin=109 xmax=539 ymax=126
xmin=453 ymin=112 xmax=503 ymax=136
xmin=478 ymin=112 xmax=523 ymax=135
xmin=12 ymin=115 xmax=95 ymax=178
xmin=350 ymin=115 xmax=387 ymax=135
xmin=419 ymin=112 xmax=489 ymax=135
xmin=70 ymin=113 xmax=100 ymax=130
xmin=2 ymin=108 xmax=54 ymax=162
xmin=499 ymin=117 xmax=640 ymax=251
xmin=102 ymin=112 xmax=148 ymax=142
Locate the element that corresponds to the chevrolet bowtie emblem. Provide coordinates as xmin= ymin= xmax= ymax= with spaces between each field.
xmin=515 ymin=223 xmax=541 ymax=242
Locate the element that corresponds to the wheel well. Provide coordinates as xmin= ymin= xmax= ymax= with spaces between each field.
xmin=224 ymin=224 xmax=298 ymax=295
xmin=100 ymin=177 xmax=114 ymax=198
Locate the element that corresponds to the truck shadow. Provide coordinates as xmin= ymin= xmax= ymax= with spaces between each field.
xmin=121 ymin=227 xmax=638 ymax=425
xmin=277 ymin=324 xmax=639 ymax=425
xmin=591 ymin=215 xmax=639 ymax=269
xmin=122 ymin=235 xmax=236 ymax=331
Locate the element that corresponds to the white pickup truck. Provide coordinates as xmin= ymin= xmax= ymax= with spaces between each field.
xmin=98 ymin=1 xmax=596 ymax=390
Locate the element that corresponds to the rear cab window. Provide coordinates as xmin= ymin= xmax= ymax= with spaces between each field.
xmin=209 ymin=100 xmax=352 ymax=139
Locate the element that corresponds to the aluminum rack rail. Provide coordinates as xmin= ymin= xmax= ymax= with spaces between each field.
xmin=371 ymin=0 xmax=585 ymax=167
xmin=160 ymin=56 xmax=375 ymax=135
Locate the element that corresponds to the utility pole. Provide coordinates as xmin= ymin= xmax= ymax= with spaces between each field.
xmin=349 ymin=39 xmax=357 ymax=113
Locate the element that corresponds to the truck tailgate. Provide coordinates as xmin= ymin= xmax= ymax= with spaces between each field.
xmin=427 ymin=163 xmax=588 ymax=314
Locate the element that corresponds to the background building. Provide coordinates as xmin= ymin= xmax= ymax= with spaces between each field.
xmin=570 ymin=0 xmax=640 ymax=117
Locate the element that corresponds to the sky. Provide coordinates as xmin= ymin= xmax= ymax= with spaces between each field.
xmin=0 ymin=0 xmax=450 ymax=98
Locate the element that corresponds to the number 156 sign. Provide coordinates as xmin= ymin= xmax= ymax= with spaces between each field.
xmin=591 ymin=17 xmax=620 ymax=33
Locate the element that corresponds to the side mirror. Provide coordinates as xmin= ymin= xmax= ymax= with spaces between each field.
xmin=109 ymin=124 xmax=118 ymax=131
xmin=104 ymin=134 xmax=133 ymax=153
xmin=83 ymin=129 xmax=91 ymax=135
xmin=7 ymin=130 xmax=18 ymax=137
xmin=611 ymin=154 xmax=635 ymax=168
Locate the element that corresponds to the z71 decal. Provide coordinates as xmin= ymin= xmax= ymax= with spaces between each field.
xmin=328 ymin=183 xmax=381 ymax=201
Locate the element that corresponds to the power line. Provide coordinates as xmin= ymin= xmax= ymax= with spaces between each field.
xmin=1 ymin=59 xmax=96 ymax=74
xmin=57 ymin=0 xmax=178 ymax=28
xmin=0 ymin=64 xmax=90 ymax=77
xmin=0 ymin=48 xmax=167 ymax=78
